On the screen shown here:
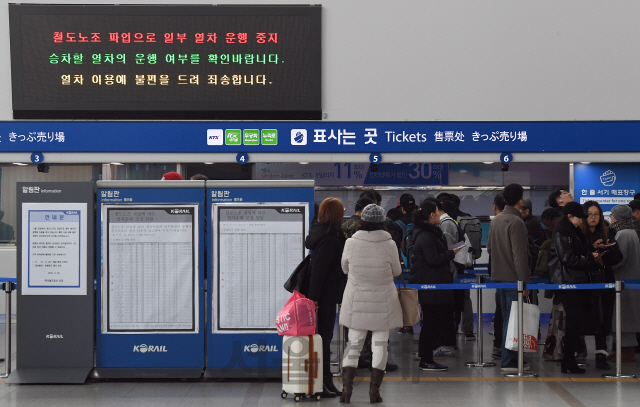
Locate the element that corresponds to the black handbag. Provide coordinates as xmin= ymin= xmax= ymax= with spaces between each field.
xmin=283 ymin=254 xmax=311 ymax=295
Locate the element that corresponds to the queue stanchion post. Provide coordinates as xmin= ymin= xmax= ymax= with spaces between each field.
xmin=504 ymin=280 xmax=537 ymax=378
xmin=0 ymin=281 xmax=14 ymax=379
xmin=333 ymin=304 xmax=344 ymax=377
xmin=331 ymin=304 xmax=340 ymax=367
xmin=602 ymin=281 xmax=636 ymax=379
xmin=466 ymin=275 xmax=495 ymax=367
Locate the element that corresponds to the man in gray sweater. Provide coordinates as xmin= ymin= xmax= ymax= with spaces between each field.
xmin=487 ymin=183 xmax=531 ymax=372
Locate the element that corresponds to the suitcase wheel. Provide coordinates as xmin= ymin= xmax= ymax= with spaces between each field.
xmin=315 ymin=393 xmax=321 ymax=401
xmin=294 ymin=395 xmax=302 ymax=402
xmin=281 ymin=391 xmax=287 ymax=399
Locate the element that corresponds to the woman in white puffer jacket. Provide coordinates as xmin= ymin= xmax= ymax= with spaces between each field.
xmin=339 ymin=204 xmax=402 ymax=404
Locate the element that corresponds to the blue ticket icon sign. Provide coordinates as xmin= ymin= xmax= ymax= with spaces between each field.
xmin=600 ymin=170 xmax=616 ymax=186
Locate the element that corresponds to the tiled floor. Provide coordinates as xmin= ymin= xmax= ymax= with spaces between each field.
xmin=1 ymin=321 xmax=640 ymax=406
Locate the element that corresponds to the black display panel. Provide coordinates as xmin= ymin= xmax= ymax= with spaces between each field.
xmin=9 ymin=5 xmax=321 ymax=120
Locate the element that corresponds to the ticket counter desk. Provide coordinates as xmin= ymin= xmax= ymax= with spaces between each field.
xmin=204 ymin=180 xmax=314 ymax=378
xmin=93 ymin=181 xmax=206 ymax=379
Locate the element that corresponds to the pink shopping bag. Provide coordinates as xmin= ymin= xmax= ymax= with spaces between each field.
xmin=276 ymin=290 xmax=316 ymax=336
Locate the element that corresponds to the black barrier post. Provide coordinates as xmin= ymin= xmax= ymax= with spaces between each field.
xmin=504 ymin=281 xmax=537 ymax=378
xmin=466 ymin=275 xmax=495 ymax=368
xmin=602 ymin=281 xmax=636 ymax=379
xmin=0 ymin=281 xmax=14 ymax=379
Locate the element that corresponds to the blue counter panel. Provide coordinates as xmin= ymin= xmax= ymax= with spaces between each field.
xmin=96 ymin=186 xmax=206 ymax=369
xmin=206 ymin=185 xmax=314 ymax=376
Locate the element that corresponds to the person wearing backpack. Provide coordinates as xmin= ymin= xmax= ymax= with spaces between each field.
xmin=409 ymin=199 xmax=462 ymax=371
xmin=441 ymin=200 xmax=476 ymax=341
xmin=520 ymin=199 xmax=546 ymax=275
xmin=394 ymin=193 xmax=418 ymax=334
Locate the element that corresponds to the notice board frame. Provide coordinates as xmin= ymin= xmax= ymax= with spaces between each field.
xmin=94 ymin=180 xmax=205 ymax=379
xmin=204 ymin=179 xmax=314 ymax=378
xmin=11 ymin=182 xmax=94 ymax=384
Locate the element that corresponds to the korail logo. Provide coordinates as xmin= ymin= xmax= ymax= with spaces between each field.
xmin=280 ymin=207 xmax=301 ymax=213
xmin=207 ymin=129 xmax=224 ymax=146
xmin=133 ymin=344 xmax=168 ymax=353
xmin=600 ymin=170 xmax=616 ymax=187
xmin=45 ymin=334 xmax=63 ymax=339
xmin=421 ymin=285 xmax=436 ymax=289
xmin=558 ymin=284 xmax=577 ymax=289
xmin=243 ymin=344 xmax=278 ymax=353
xmin=471 ymin=284 xmax=487 ymax=289
xmin=605 ymin=283 xmax=615 ymax=289
xmin=291 ymin=129 xmax=307 ymax=145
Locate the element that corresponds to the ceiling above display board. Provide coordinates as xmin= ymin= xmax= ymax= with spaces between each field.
xmin=9 ymin=4 xmax=321 ymax=120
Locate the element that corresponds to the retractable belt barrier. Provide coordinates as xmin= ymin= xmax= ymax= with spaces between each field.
xmin=0 ymin=281 xmax=15 ymax=379
xmin=392 ymin=279 xmax=640 ymax=379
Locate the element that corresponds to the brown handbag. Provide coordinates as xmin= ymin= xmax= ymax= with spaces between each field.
xmin=397 ymin=275 xmax=421 ymax=327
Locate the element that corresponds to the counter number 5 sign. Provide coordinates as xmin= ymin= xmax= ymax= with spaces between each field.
xmin=369 ymin=153 xmax=382 ymax=164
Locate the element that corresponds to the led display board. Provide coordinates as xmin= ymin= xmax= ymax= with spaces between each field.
xmin=9 ymin=4 xmax=322 ymax=120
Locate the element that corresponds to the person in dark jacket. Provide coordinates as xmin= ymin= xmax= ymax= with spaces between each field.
xmin=409 ymin=199 xmax=461 ymax=371
xmin=547 ymin=201 xmax=602 ymax=374
xmin=583 ymin=201 xmax=623 ymax=369
xmin=305 ymin=197 xmax=347 ymax=397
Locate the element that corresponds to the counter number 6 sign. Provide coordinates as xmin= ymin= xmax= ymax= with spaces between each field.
xmin=500 ymin=153 xmax=513 ymax=165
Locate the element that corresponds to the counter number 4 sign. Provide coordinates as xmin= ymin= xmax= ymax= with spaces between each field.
xmin=236 ymin=153 xmax=249 ymax=164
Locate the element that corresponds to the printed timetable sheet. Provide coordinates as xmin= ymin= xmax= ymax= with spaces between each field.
xmin=103 ymin=205 xmax=199 ymax=333
xmin=214 ymin=204 xmax=307 ymax=332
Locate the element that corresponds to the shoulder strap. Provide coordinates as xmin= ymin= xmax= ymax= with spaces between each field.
xmin=395 ymin=220 xmax=408 ymax=233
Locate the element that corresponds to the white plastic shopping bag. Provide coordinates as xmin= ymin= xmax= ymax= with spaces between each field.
xmin=505 ymin=300 xmax=540 ymax=352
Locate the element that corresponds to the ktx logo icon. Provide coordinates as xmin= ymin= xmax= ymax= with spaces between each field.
xmin=207 ymin=129 xmax=224 ymax=145
xmin=291 ymin=129 xmax=307 ymax=145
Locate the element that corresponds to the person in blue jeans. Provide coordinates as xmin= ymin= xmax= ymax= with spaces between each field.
xmin=486 ymin=184 xmax=531 ymax=372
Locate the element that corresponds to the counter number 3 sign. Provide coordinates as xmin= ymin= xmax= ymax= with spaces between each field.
xmin=31 ymin=152 xmax=44 ymax=164
xmin=500 ymin=153 xmax=513 ymax=165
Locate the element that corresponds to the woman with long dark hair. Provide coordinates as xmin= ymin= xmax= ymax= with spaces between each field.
xmin=339 ymin=204 xmax=402 ymax=403
xmin=583 ymin=201 xmax=622 ymax=369
xmin=548 ymin=201 xmax=602 ymax=373
xmin=305 ymin=197 xmax=347 ymax=397
xmin=409 ymin=199 xmax=461 ymax=371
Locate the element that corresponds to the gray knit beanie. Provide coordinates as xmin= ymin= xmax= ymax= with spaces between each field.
xmin=611 ymin=204 xmax=633 ymax=221
xmin=361 ymin=204 xmax=386 ymax=224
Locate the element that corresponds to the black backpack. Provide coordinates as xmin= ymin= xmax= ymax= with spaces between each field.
xmin=457 ymin=214 xmax=483 ymax=260
xmin=394 ymin=219 xmax=414 ymax=267
xmin=527 ymin=235 xmax=541 ymax=275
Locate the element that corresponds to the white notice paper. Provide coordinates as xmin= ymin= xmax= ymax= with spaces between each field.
xmin=21 ymin=202 xmax=87 ymax=296
xmin=103 ymin=205 xmax=199 ymax=333
xmin=214 ymin=204 xmax=307 ymax=332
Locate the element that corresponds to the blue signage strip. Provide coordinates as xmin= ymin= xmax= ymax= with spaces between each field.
xmin=95 ymin=187 xmax=206 ymax=369
xmin=3 ymin=121 xmax=640 ymax=153
xmin=575 ymin=163 xmax=640 ymax=214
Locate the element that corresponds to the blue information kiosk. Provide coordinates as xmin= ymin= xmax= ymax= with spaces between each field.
xmin=204 ymin=180 xmax=315 ymax=378
xmin=94 ymin=181 xmax=206 ymax=378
